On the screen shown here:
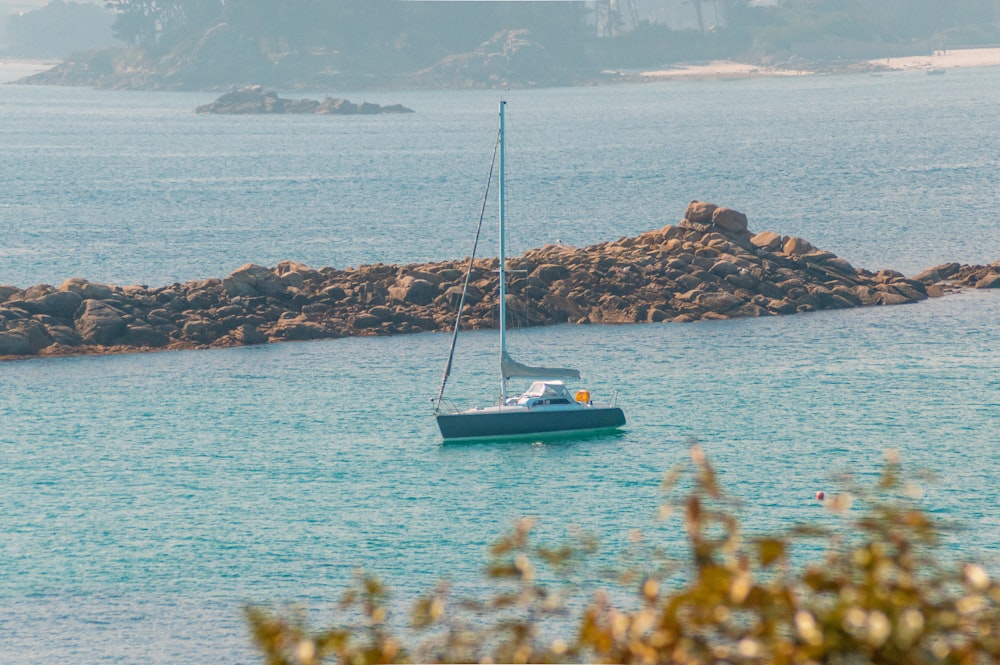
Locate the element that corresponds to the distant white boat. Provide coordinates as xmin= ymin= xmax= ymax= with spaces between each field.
xmin=433 ymin=101 xmax=626 ymax=441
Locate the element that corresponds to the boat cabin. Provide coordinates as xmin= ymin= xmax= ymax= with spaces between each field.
xmin=507 ymin=381 xmax=586 ymax=408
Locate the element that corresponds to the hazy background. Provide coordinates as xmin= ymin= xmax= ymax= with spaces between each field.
xmin=4 ymin=1 xmax=1000 ymax=89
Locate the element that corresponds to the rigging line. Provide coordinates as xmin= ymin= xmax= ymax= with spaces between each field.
xmin=434 ymin=127 xmax=502 ymax=414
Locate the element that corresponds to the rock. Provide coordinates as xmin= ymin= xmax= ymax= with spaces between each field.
xmin=912 ymin=262 xmax=962 ymax=284
xmin=22 ymin=284 xmax=56 ymax=300
xmin=233 ymin=323 xmax=268 ymax=345
xmin=123 ymin=324 xmax=170 ymax=348
xmin=352 ymin=313 xmax=381 ymax=329
xmin=366 ymin=306 xmax=393 ymax=322
xmin=711 ymin=207 xmax=748 ymax=235
xmin=224 ymin=264 xmax=285 ymax=298
xmin=21 ymin=290 xmax=83 ymax=319
xmin=181 ymin=320 xmax=215 ymax=344
xmin=976 ymin=272 xmax=1000 ymax=289
xmin=0 ymin=286 xmax=22 ymax=302
xmin=888 ymin=282 xmax=928 ymax=302
xmin=270 ymin=319 xmax=327 ymax=340
xmin=388 ymin=276 xmax=438 ymax=306
xmin=684 ymin=201 xmax=717 ymax=228
xmin=75 ymin=300 xmax=126 ymax=345
xmin=750 ymin=231 xmax=783 ymax=252
xmin=783 ymin=236 xmax=814 ymax=256
xmin=0 ymin=320 xmax=52 ymax=355
xmin=322 ymin=285 xmax=347 ymax=301
xmin=279 ymin=271 xmax=305 ymax=289
xmin=874 ymin=269 xmax=905 ymax=283
xmin=695 ymin=291 xmax=745 ymax=313
xmin=276 ymin=260 xmax=318 ymax=278
xmin=59 ymin=278 xmax=114 ymax=300
xmin=46 ymin=325 xmax=82 ymax=347
xmin=803 ymin=250 xmax=838 ymax=263
xmin=878 ymin=291 xmax=913 ymax=306
xmin=709 ymin=260 xmax=741 ymax=278
xmin=0 ymin=328 xmax=34 ymax=356
xmin=531 ymin=264 xmax=570 ymax=284
xmin=823 ymin=257 xmax=857 ymax=275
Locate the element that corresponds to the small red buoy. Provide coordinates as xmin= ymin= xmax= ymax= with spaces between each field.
xmin=815 ymin=491 xmax=825 ymax=501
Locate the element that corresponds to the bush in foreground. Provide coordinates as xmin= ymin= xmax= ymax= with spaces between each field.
xmin=246 ymin=447 xmax=1000 ymax=664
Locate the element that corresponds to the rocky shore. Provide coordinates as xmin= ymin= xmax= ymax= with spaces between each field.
xmin=2 ymin=201 xmax=997 ymax=361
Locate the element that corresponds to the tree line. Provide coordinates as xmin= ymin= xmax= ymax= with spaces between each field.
xmin=99 ymin=0 xmax=1000 ymax=72
xmin=104 ymin=0 xmax=592 ymax=56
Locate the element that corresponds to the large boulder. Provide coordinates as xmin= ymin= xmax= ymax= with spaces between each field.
xmin=388 ymin=276 xmax=437 ymax=306
xmin=233 ymin=323 xmax=268 ymax=345
xmin=59 ymin=278 xmax=114 ymax=300
xmin=269 ymin=318 xmax=328 ymax=341
xmin=223 ymin=264 xmax=285 ymax=298
xmin=750 ymin=231 xmax=783 ymax=252
xmin=912 ymin=262 xmax=961 ymax=284
xmin=123 ymin=324 xmax=170 ymax=348
xmin=976 ymin=272 xmax=1000 ymax=289
xmin=695 ymin=291 xmax=745 ymax=314
xmin=0 ymin=286 xmax=21 ymax=302
xmin=783 ymin=236 xmax=814 ymax=256
xmin=712 ymin=207 xmax=749 ymax=235
xmin=46 ymin=325 xmax=83 ymax=347
xmin=76 ymin=299 xmax=127 ymax=345
xmin=21 ymin=290 xmax=83 ymax=319
xmin=530 ymin=264 xmax=570 ymax=284
xmin=0 ymin=320 xmax=52 ymax=355
xmin=0 ymin=328 xmax=33 ymax=356
xmin=680 ymin=201 xmax=717 ymax=232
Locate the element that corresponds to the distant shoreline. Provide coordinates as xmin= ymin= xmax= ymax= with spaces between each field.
xmin=6 ymin=46 xmax=1000 ymax=91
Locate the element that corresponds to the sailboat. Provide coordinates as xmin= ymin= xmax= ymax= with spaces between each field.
xmin=433 ymin=101 xmax=626 ymax=441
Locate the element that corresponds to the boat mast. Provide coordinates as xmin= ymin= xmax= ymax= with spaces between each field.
xmin=498 ymin=100 xmax=508 ymax=403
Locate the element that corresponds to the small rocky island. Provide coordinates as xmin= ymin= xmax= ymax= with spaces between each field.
xmin=1 ymin=201 xmax=997 ymax=360
xmin=195 ymin=85 xmax=414 ymax=115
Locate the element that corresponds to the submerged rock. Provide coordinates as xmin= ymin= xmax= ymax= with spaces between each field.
xmin=1 ymin=201 xmax=994 ymax=360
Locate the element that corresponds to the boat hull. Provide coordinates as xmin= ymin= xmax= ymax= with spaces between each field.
xmin=437 ymin=407 xmax=626 ymax=441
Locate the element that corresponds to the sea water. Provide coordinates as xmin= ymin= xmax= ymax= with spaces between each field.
xmin=1 ymin=67 xmax=999 ymax=663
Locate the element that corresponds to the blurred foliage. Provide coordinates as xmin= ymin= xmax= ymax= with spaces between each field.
xmin=101 ymin=0 xmax=1000 ymax=67
xmin=246 ymin=446 xmax=1000 ymax=664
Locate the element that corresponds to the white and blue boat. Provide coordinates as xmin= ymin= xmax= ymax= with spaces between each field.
xmin=434 ymin=101 xmax=626 ymax=441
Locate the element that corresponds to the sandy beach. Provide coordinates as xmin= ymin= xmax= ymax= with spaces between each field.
xmin=633 ymin=46 xmax=1000 ymax=81
xmin=0 ymin=58 xmax=59 ymax=84
xmin=871 ymin=46 xmax=1000 ymax=72
xmin=635 ymin=60 xmax=813 ymax=81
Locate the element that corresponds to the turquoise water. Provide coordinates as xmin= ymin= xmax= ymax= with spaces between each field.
xmin=2 ymin=68 xmax=999 ymax=663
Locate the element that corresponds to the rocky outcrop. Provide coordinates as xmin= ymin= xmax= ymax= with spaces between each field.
xmin=911 ymin=262 xmax=1000 ymax=290
xmin=2 ymin=202 xmax=995 ymax=360
xmin=195 ymin=86 xmax=414 ymax=114
xmin=410 ymin=29 xmax=565 ymax=88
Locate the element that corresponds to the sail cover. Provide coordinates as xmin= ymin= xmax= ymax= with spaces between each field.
xmin=501 ymin=352 xmax=580 ymax=379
